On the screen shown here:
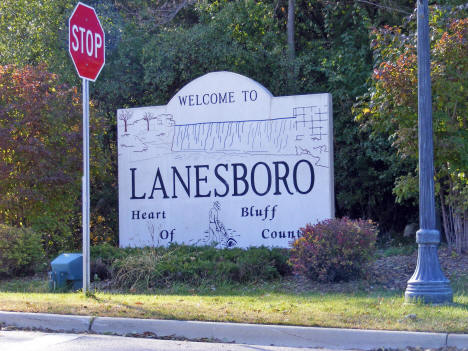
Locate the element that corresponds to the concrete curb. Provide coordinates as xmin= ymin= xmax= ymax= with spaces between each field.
xmin=448 ymin=334 xmax=468 ymax=349
xmin=1 ymin=311 xmax=467 ymax=349
xmin=91 ymin=317 xmax=447 ymax=349
xmin=0 ymin=311 xmax=91 ymax=333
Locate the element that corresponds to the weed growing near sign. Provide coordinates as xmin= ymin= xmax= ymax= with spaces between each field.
xmin=290 ymin=218 xmax=378 ymax=282
xmin=91 ymin=245 xmax=291 ymax=290
xmin=377 ymin=244 xmax=417 ymax=258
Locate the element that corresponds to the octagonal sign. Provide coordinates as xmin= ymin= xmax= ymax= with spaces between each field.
xmin=69 ymin=2 xmax=105 ymax=81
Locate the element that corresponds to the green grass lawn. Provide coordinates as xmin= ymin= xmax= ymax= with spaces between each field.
xmin=0 ymin=275 xmax=467 ymax=333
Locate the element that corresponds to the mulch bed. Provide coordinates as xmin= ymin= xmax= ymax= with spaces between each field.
xmin=283 ymin=247 xmax=468 ymax=294
xmin=370 ymin=247 xmax=468 ymax=291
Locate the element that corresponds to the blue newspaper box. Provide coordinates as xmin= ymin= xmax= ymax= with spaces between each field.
xmin=48 ymin=253 xmax=83 ymax=291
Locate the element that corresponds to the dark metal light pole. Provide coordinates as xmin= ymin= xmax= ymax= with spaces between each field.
xmin=404 ymin=0 xmax=452 ymax=304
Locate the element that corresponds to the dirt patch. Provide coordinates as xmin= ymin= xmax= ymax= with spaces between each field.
xmin=370 ymin=247 xmax=468 ymax=290
xmin=281 ymin=248 xmax=468 ymax=294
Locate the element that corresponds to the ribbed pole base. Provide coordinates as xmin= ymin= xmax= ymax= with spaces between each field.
xmin=404 ymin=229 xmax=453 ymax=304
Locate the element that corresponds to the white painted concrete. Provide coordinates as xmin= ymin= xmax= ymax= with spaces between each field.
xmin=117 ymin=71 xmax=334 ymax=249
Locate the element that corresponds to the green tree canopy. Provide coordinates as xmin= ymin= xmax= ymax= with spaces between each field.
xmin=2 ymin=0 xmax=444 ymax=248
xmin=357 ymin=5 xmax=468 ymax=252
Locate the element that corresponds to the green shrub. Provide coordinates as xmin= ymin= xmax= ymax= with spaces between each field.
xmin=290 ymin=218 xmax=378 ymax=282
xmin=105 ymin=245 xmax=291 ymax=290
xmin=0 ymin=224 xmax=46 ymax=277
xmin=90 ymin=242 xmax=134 ymax=264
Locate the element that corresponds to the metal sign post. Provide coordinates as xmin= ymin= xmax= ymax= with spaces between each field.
xmin=82 ymin=78 xmax=90 ymax=293
xmin=68 ymin=2 xmax=105 ymax=295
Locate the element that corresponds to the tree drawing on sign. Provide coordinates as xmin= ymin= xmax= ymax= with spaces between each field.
xmin=142 ymin=112 xmax=155 ymax=131
xmin=119 ymin=110 xmax=133 ymax=133
xmin=205 ymin=201 xmax=238 ymax=248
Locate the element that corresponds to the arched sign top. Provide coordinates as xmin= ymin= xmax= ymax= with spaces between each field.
xmin=167 ymin=71 xmax=273 ymax=124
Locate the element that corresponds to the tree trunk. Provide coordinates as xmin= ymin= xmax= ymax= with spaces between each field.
xmin=287 ymin=0 xmax=295 ymax=60
xmin=463 ymin=210 xmax=468 ymax=253
xmin=439 ymin=181 xmax=468 ymax=254
xmin=439 ymin=192 xmax=452 ymax=251
xmin=287 ymin=0 xmax=296 ymax=93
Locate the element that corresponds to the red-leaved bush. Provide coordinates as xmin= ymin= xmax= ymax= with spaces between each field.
xmin=289 ymin=218 xmax=378 ymax=282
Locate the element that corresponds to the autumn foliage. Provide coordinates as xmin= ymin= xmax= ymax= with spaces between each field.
xmin=290 ymin=218 xmax=378 ymax=282
xmin=358 ymin=7 xmax=468 ymax=253
xmin=0 ymin=64 xmax=82 ymax=252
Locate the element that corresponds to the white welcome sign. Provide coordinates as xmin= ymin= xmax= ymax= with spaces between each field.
xmin=118 ymin=72 xmax=334 ymax=248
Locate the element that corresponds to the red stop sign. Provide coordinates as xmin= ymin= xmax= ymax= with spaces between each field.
xmin=69 ymin=2 xmax=105 ymax=81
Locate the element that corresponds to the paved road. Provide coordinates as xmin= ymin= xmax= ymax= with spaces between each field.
xmin=0 ymin=330 xmax=353 ymax=351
